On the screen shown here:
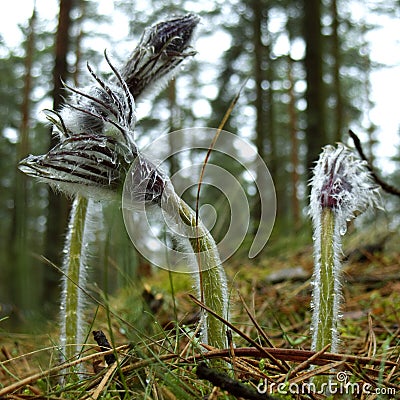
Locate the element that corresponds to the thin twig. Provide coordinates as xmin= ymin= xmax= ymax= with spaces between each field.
xmin=275 ymin=343 xmax=331 ymax=384
xmin=238 ymin=292 xmax=290 ymax=372
xmin=194 ymin=79 xmax=248 ymax=293
xmin=349 ymin=129 xmax=400 ymax=196
xmin=89 ymin=361 xmax=119 ymax=400
xmin=288 ymin=360 xmax=345 ymax=385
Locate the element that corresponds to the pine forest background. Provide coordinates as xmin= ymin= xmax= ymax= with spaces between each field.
xmin=0 ymin=0 xmax=399 ymax=330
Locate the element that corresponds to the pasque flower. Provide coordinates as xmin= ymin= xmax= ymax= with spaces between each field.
xmin=309 ymin=143 xmax=379 ymax=389
xmin=19 ymin=14 xmax=200 ymax=202
xmin=19 ymin=13 xmax=228 ymax=368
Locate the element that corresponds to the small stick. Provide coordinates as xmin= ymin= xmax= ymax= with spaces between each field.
xmin=90 ymin=362 xmax=119 ymax=400
xmin=185 ymin=347 xmax=398 ymax=368
xmin=276 ymin=343 xmax=331 ymax=383
xmin=93 ymin=330 xmax=116 ymax=366
xmin=349 ymin=129 xmax=400 ymax=196
xmin=196 ymin=361 xmax=277 ymax=400
xmin=238 ymin=293 xmax=290 ymax=372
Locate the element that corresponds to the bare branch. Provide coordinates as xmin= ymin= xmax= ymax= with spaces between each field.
xmin=348 ymin=129 xmax=400 ymax=197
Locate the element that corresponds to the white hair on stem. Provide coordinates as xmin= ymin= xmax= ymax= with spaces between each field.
xmin=309 ymin=143 xmax=380 ymax=390
xmin=59 ymin=197 xmax=101 ymax=372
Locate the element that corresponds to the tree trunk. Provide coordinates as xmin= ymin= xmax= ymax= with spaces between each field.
xmin=359 ymin=30 xmax=375 ymax=165
xmin=52 ymin=0 xmax=74 ymax=114
xmin=12 ymin=6 xmax=37 ymax=312
xmin=303 ymin=0 xmax=326 ymax=177
xmin=331 ymin=0 xmax=343 ymax=142
xmin=45 ymin=0 xmax=73 ymax=297
xmin=254 ymin=0 xmax=265 ymax=164
xmin=288 ymin=55 xmax=300 ymax=230
xmin=252 ymin=0 xmax=274 ymax=234
xmin=73 ymin=0 xmax=85 ymax=87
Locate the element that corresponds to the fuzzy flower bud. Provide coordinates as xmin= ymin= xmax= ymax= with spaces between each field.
xmin=19 ymin=134 xmax=135 ymax=199
xmin=120 ymin=13 xmax=200 ymax=99
xmin=310 ymin=143 xmax=379 ymax=224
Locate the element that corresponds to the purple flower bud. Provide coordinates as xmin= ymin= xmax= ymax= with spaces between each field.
xmin=309 ymin=144 xmax=380 ymax=361
xmin=19 ymin=134 xmax=136 ymax=199
xmin=123 ymin=155 xmax=167 ymax=209
xmin=319 ymin=152 xmax=353 ymax=209
xmin=56 ymin=53 xmax=136 ymax=142
xmin=310 ymin=144 xmax=379 ymax=219
xmin=120 ymin=14 xmax=200 ymax=99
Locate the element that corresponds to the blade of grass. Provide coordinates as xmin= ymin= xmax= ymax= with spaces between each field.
xmin=238 ymin=292 xmax=290 ymax=372
xmin=189 ymin=294 xmax=288 ymax=373
xmin=191 ymin=79 xmax=248 ymax=352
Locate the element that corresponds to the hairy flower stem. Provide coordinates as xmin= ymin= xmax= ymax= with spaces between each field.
xmin=309 ymin=143 xmax=380 ymax=390
xmin=176 ymin=196 xmax=228 ymax=350
xmin=315 ymin=208 xmax=336 ymax=352
xmin=199 ymin=266 xmax=228 ymax=350
xmin=312 ymin=207 xmax=338 ymax=390
xmin=60 ymin=195 xmax=89 ymax=369
xmin=124 ymin=158 xmax=228 ymax=350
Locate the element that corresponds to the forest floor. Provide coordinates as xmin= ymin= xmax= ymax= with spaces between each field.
xmin=0 ymin=224 xmax=399 ymax=399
